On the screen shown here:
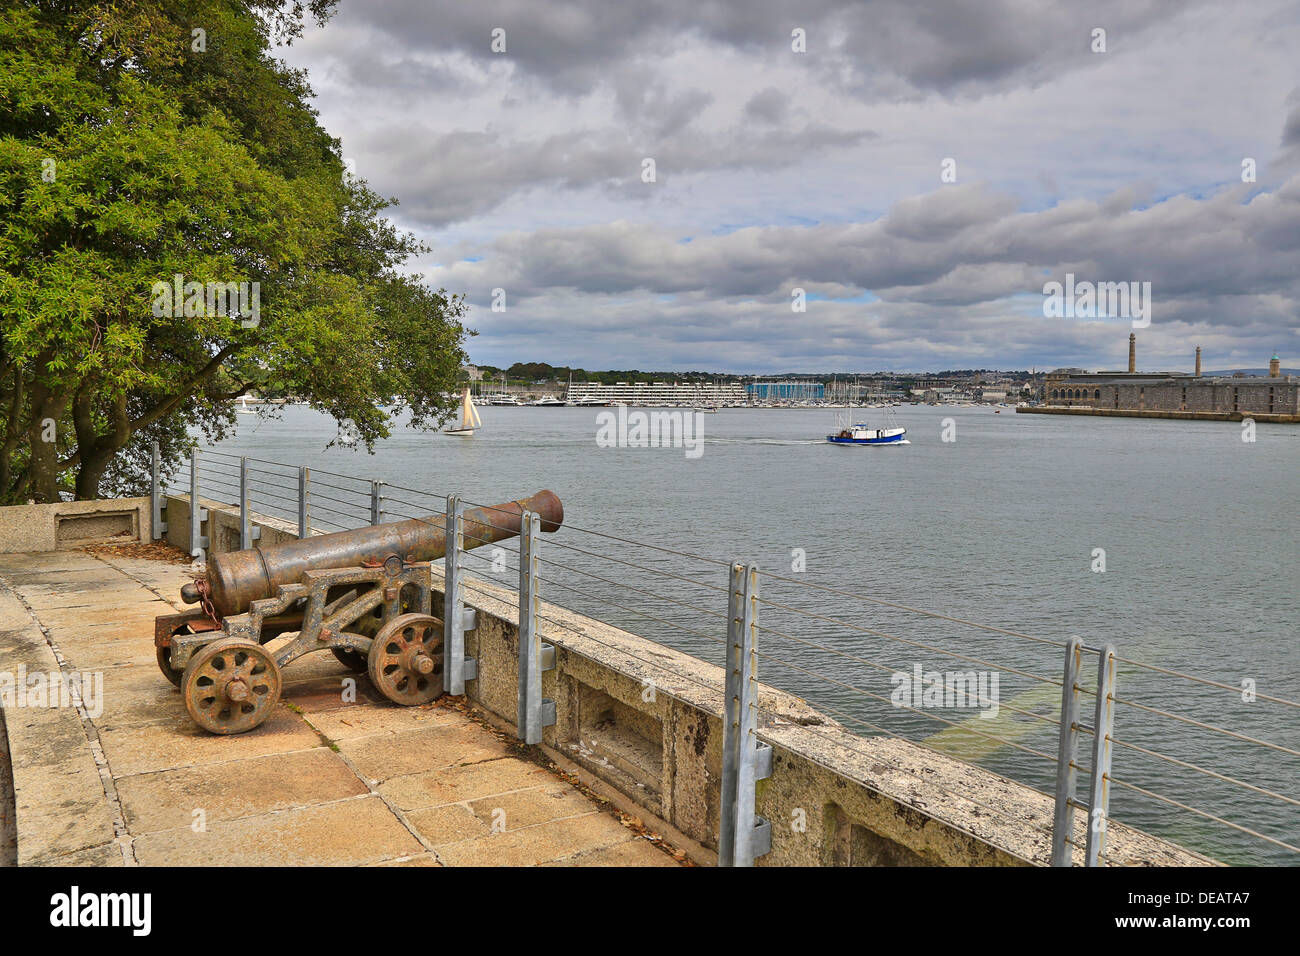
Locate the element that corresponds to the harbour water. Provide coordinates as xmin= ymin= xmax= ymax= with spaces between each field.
xmin=209 ymin=403 xmax=1299 ymax=864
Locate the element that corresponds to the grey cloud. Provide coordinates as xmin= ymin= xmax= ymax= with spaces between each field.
xmin=611 ymin=69 xmax=715 ymax=137
xmin=1282 ymin=89 xmax=1300 ymax=147
xmin=436 ymin=173 xmax=1300 ymax=331
xmin=362 ymin=122 xmax=874 ymax=227
xmin=744 ymin=87 xmax=789 ymax=124
xmin=334 ymin=1 xmax=1207 ymax=100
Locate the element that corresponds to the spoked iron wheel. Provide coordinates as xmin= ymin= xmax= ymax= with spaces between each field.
xmin=157 ymin=644 xmax=185 ymax=687
xmin=158 ymin=621 xmax=212 ymax=687
xmin=182 ymin=637 xmax=282 ymax=734
xmin=367 ymin=613 xmax=445 ymax=706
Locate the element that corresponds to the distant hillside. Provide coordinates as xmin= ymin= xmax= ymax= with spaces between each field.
xmin=1204 ymin=367 xmax=1296 ymax=376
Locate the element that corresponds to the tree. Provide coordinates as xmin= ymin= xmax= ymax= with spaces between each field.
xmin=0 ymin=1 xmax=471 ymax=502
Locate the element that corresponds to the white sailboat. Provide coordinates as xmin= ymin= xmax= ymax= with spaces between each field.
xmin=445 ymin=386 xmax=481 ymax=436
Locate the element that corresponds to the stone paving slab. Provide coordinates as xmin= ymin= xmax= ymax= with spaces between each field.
xmin=540 ymin=839 xmax=680 ymax=867
xmin=338 ymin=723 xmax=513 ymax=783
xmin=378 ymin=756 xmax=558 ymax=813
xmin=96 ymin=708 xmax=327 ymax=777
xmin=305 ymin=702 xmax=460 ymax=741
xmin=432 ymin=813 xmax=639 ymax=866
xmin=117 ymin=748 xmax=371 ymax=834
xmin=133 ymin=795 xmax=424 ymax=866
xmin=30 ymin=841 xmax=126 ymax=866
xmin=0 ymin=550 xmax=681 ymax=867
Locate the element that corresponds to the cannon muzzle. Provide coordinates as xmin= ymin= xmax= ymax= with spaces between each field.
xmin=184 ymin=489 xmax=562 ymax=617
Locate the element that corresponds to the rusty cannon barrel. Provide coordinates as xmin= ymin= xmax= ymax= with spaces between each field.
xmin=181 ymin=489 xmax=563 ymax=617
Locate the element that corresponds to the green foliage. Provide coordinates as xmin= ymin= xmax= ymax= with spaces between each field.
xmin=0 ymin=1 xmax=470 ymax=502
xmin=501 ymin=362 xmax=745 ymax=386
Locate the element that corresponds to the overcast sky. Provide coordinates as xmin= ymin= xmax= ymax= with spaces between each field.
xmin=279 ymin=1 xmax=1300 ymax=374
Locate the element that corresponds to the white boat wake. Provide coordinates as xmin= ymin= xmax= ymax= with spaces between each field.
xmin=702 ymin=438 xmax=825 ymax=445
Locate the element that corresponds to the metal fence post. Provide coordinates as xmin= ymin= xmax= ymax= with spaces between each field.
xmin=1051 ymin=638 xmax=1083 ymax=866
xmin=720 ymin=562 xmax=773 ymax=867
xmin=188 ymin=449 xmax=208 ymax=559
xmin=1085 ymin=645 xmax=1117 ymax=867
xmin=516 ymin=511 xmax=555 ymax=743
xmin=297 ymin=466 xmax=310 ymax=539
xmin=720 ymin=563 xmax=743 ymax=865
xmin=239 ymin=458 xmax=260 ymax=550
xmin=150 ymin=441 xmax=167 ymax=540
xmin=444 ymin=495 xmax=478 ymax=695
xmin=370 ymin=480 xmax=384 ymax=526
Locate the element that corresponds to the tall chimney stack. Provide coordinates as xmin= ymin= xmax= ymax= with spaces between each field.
xmin=1195 ymin=346 xmax=1201 ymax=377
xmin=1128 ymin=333 xmax=1136 ymax=374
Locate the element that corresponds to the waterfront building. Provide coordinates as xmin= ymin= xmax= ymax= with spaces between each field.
xmin=1040 ymin=336 xmax=1298 ymax=419
xmin=746 ymin=381 xmax=825 ymax=403
xmin=565 ymin=380 xmax=748 ymax=405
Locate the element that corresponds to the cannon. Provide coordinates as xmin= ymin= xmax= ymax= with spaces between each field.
xmin=154 ymin=490 xmax=563 ymax=734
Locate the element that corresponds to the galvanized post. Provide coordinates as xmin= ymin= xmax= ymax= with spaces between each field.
xmin=1051 ymin=637 xmax=1083 ymax=866
xmin=443 ymin=495 xmax=477 ymax=695
xmin=370 ymin=480 xmax=384 ymax=526
xmin=720 ymin=562 xmax=772 ymax=867
xmin=297 ymin=466 xmax=310 ymax=539
xmin=516 ymin=511 xmax=555 ymax=744
xmin=150 ymin=441 xmax=167 ymax=540
xmin=1085 ymin=645 xmax=1117 ymax=867
xmin=188 ymin=449 xmax=208 ymax=559
xmin=238 ymin=458 xmax=260 ymax=551
xmin=720 ymin=563 xmax=744 ymax=866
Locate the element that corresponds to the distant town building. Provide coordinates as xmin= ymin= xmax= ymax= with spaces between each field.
xmin=1040 ymin=336 xmax=1297 ymax=419
xmin=565 ymin=381 xmax=747 ymax=405
xmin=746 ymin=381 xmax=825 ymax=402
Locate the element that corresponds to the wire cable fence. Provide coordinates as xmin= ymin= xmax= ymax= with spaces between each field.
xmin=160 ymin=447 xmax=1300 ymax=866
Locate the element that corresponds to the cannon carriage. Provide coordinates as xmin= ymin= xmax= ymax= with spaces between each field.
xmin=154 ymin=490 xmax=563 ymax=734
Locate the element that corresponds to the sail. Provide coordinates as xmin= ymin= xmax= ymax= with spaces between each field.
xmin=461 ymin=387 xmax=481 ymax=429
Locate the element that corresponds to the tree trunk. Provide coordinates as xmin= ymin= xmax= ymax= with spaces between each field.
xmin=74 ymin=448 xmax=114 ymax=500
xmin=24 ymin=381 xmax=68 ymax=503
xmin=25 ymin=420 xmax=61 ymax=503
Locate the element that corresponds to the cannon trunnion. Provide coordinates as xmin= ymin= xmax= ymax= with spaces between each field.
xmin=154 ymin=490 xmax=563 ymax=734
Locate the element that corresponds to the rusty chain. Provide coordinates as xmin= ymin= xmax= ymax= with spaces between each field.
xmin=193 ymin=574 xmax=222 ymax=627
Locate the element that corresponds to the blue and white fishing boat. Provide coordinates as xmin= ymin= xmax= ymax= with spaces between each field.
xmin=826 ymin=411 xmax=907 ymax=445
xmin=827 ymin=424 xmax=907 ymax=445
